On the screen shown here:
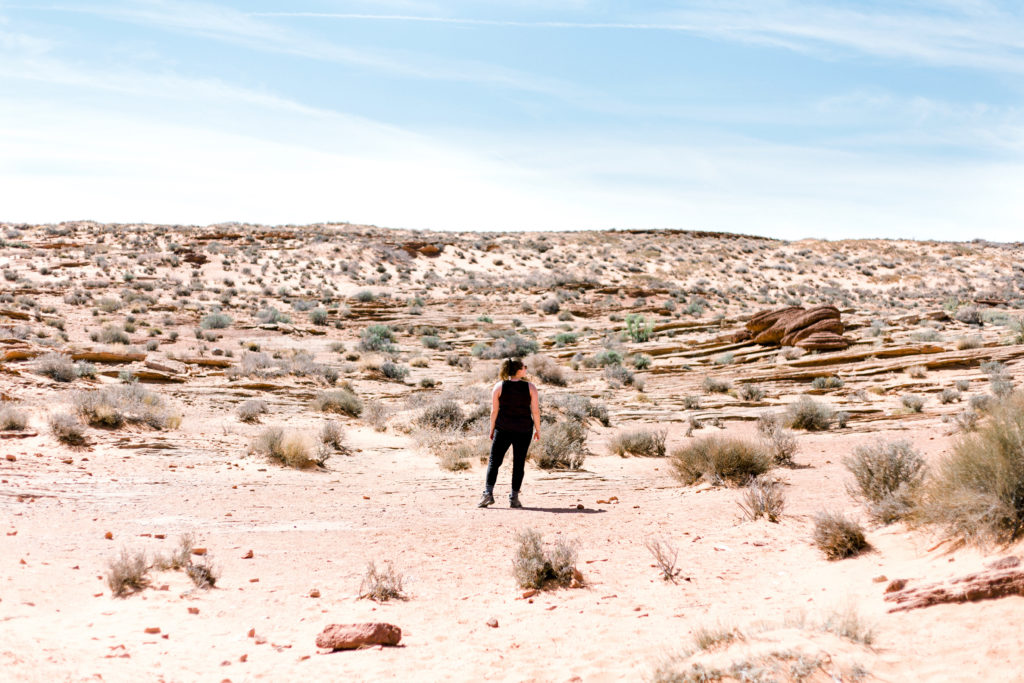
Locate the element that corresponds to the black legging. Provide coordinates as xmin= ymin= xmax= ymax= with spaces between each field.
xmin=485 ymin=429 xmax=532 ymax=493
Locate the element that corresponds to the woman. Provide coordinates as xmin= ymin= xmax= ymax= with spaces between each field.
xmin=478 ymin=358 xmax=540 ymax=508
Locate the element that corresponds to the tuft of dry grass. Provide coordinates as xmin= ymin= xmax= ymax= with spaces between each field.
xmin=737 ymin=475 xmax=786 ymax=522
xmin=511 ymin=528 xmax=579 ymax=590
xmin=533 ymin=419 xmax=587 ymax=470
xmin=644 ymin=536 xmax=681 ymax=582
xmin=236 ymin=399 xmax=268 ymax=423
xmin=35 ymin=352 xmax=77 ymax=382
xmin=416 ymin=398 xmax=465 ymax=432
xmin=107 ymin=548 xmax=149 ymax=597
xmin=73 ymin=384 xmax=181 ymax=430
xmin=527 ymin=354 xmax=568 ymax=386
xmin=812 ymin=511 xmax=870 ymax=560
xmin=312 ymin=386 xmax=362 ymax=417
xmin=608 ymin=429 xmax=666 ymax=457
xmin=785 ymin=396 xmax=834 ymax=431
xmin=0 ymin=404 xmax=29 ymax=431
xmin=48 ymin=412 xmax=85 ymax=445
xmin=358 ymin=560 xmax=406 ymax=602
xmin=670 ymin=436 xmax=772 ymax=486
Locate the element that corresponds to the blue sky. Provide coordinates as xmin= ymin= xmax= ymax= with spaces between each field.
xmin=1 ymin=1 xmax=1022 ymax=240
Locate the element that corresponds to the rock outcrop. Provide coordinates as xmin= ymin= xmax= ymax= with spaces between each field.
xmin=745 ymin=306 xmax=850 ymax=351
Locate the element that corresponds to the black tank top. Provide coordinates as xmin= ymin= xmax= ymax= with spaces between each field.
xmin=496 ymin=380 xmax=533 ymax=432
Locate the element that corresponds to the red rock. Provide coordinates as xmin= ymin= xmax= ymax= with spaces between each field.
xmin=780 ymin=318 xmax=845 ymax=346
xmin=315 ymin=623 xmax=402 ymax=650
xmin=795 ymin=332 xmax=851 ymax=351
xmin=753 ymin=309 xmax=807 ymax=344
xmin=521 ymin=589 xmax=538 ymax=599
xmin=144 ymin=627 xmax=161 ymax=634
xmin=5 ymin=455 xmax=15 ymax=462
xmin=745 ymin=306 xmax=803 ymax=334
xmin=104 ymin=531 xmax=113 ymax=540
xmin=188 ymin=607 xmax=200 ymax=615
xmin=309 ymin=589 xmax=321 ymax=598
xmin=781 ymin=306 xmax=840 ymax=336
xmin=486 ymin=618 xmax=499 ymax=628
xmin=191 ymin=547 xmax=207 ymax=556
xmin=241 ymin=550 xmax=253 ymax=559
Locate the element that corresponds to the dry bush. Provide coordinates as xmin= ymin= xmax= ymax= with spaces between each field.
xmin=844 ymin=440 xmax=926 ymax=524
xmin=939 ymin=387 xmax=962 ymax=404
xmin=511 ymin=528 xmax=579 ymax=590
xmin=918 ymin=392 xmax=1024 ymax=545
xmin=236 ymin=399 xmax=268 ymax=423
xmin=608 ymin=429 xmax=666 ymax=457
xmin=107 ymin=548 xmax=149 ymax=597
xmin=692 ymin=623 xmax=745 ymax=651
xmin=737 ymin=475 xmax=786 ymax=522
xmin=34 ymin=352 xmax=77 ymax=382
xmin=363 ymin=399 xmax=392 ymax=431
xmin=670 ymin=436 xmax=772 ymax=486
xmin=644 ymin=536 xmax=680 ymax=582
xmin=0 ymin=404 xmax=28 ymax=431
xmin=527 ymin=354 xmax=568 ymax=386
xmin=96 ymin=324 xmax=130 ymax=344
xmin=548 ymin=393 xmax=610 ymax=426
xmin=702 ymin=376 xmax=731 ymax=394
xmin=358 ymin=560 xmax=406 ymax=602
xmin=736 ymin=383 xmax=765 ymax=401
xmin=533 ymin=419 xmax=587 ymax=470
xmin=416 ymin=398 xmax=465 ymax=431
xmin=901 ymin=394 xmax=925 ymax=413
xmin=320 ymin=420 xmax=345 ymax=451
xmin=756 ymin=412 xmax=798 ymax=464
xmin=48 ymin=412 xmax=85 ymax=445
xmin=785 ymin=396 xmax=834 ymax=431
xmin=73 ymin=384 xmax=181 ymax=430
xmin=312 ymin=386 xmax=362 ymax=417
xmin=905 ymin=364 xmax=928 ymax=379
xmin=822 ymin=602 xmax=876 ymax=646
xmin=437 ymin=439 xmax=478 ymax=471
xmin=152 ymin=533 xmax=194 ymax=571
xmin=812 ymin=511 xmax=870 ymax=560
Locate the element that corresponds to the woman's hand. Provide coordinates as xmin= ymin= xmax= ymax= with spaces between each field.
xmin=533 ymin=430 xmax=540 ymax=441
xmin=489 ymin=429 xmax=495 ymax=440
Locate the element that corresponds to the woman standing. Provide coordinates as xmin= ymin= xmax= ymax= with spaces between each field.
xmin=478 ymin=358 xmax=540 ymax=508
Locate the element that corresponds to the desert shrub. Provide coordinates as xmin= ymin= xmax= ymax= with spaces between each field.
xmin=644 ymin=536 xmax=680 ymax=582
xmin=901 ymin=394 xmax=925 ymax=413
xmin=918 ymin=392 xmax=1024 ymax=545
xmin=955 ymin=335 xmax=982 ymax=350
xmin=785 ymin=396 xmax=834 ymax=431
xmin=811 ymin=376 xmax=844 ymax=389
xmin=738 ymin=475 xmax=786 ymax=522
xmin=630 ymin=353 xmax=652 ymax=370
xmin=553 ymin=332 xmax=578 ymax=346
xmin=756 ymin=413 xmax=798 ymax=464
xmin=683 ymin=395 xmax=701 ymax=410
xmin=320 ymin=421 xmax=345 ymax=450
xmin=548 ymin=393 xmax=610 ymax=426
xmin=74 ymin=361 xmax=97 ymax=379
xmin=48 ymin=412 xmax=85 ymax=445
xmin=910 ymin=328 xmax=942 ymax=342
xmin=736 ymin=383 xmax=765 ymax=401
xmin=538 ymin=297 xmax=560 ymax=314
xmin=905 ymin=365 xmax=927 ymax=379
xmin=199 ymin=312 xmax=232 ymax=329
xmin=186 ymin=560 xmax=219 ymax=589
xmin=0 ymin=405 xmax=28 ymax=431
xmin=96 ymin=296 xmax=122 ymax=313
xmin=421 ymin=334 xmax=443 ymax=349
xmin=35 ymin=352 xmax=77 ymax=382
xmin=437 ymin=439 xmax=480 ymax=471
xmin=253 ymin=427 xmax=322 ymax=468
xmin=670 ymin=436 xmax=772 ymax=485
xmin=308 ymin=308 xmax=328 ymax=325
xmin=363 ymin=399 xmax=391 ymax=431
xmin=624 ymin=314 xmax=653 ymax=342
xmin=256 ymin=307 xmax=291 ymax=324
xmin=955 ymin=306 xmax=982 ymax=324
xmin=312 ymin=387 xmax=362 ymax=417
xmin=991 ymin=375 xmax=1014 ymax=398
xmin=107 ymin=548 xmax=150 ymax=597
xmin=844 ymin=440 xmax=926 ymax=524
xmin=236 ymin=399 xmax=268 ymax=423
xmin=380 ymin=361 xmax=410 ymax=382
xmin=702 ymin=376 xmax=731 ymax=394
xmin=358 ymin=560 xmax=406 ymax=601
xmin=511 ymin=528 xmax=578 ymax=590
xmin=73 ymin=384 xmax=181 ymax=430
xmin=586 ymin=349 xmax=622 ymax=367
xmin=955 ymin=378 xmax=970 ymax=392
xmin=822 ymin=603 xmax=876 ymax=646
xmin=939 ymin=388 xmax=962 ymax=404
xmin=358 ymin=324 xmax=396 ymax=352
xmin=713 ymin=352 xmax=734 ymax=365
xmin=527 ymin=355 xmax=567 ymax=386
xmin=812 ymin=511 xmax=870 ymax=560
xmin=417 ymin=399 xmax=465 ymax=431
xmin=533 ymin=419 xmax=587 ymax=470
xmin=604 ymin=364 xmax=635 ymax=387
xmin=354 ymin=290 xmax=376 ymax=303
xmin=472 ymin=331 xmax=538 ymax=359
xmin=608 ymin=429 xmax=666 ymax=457
xmin=252 ymin=426 xmax=284 ymax=457
xmin=97 ymin=324 xmax=130 ymax=344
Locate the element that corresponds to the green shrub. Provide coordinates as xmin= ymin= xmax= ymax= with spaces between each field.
xmin=844 ymin=440 xmax=926 ymax=524
xmin=359 ymin=324 xmax=396 ymax=352
xmin=309 ymin=308 xmax=328 ymax=325
xmin=670 ymin=436 xmax=772 ymax=485
xmin=918 ymin=392 xmax=1024 ymax=545
xmin=608 ymin=429 xmax=666 ymax=457
xmin=812 ymin=511 xmax=870 ymax=560
xmin=312 ymin=386 xmax=362 ymax=417
xmin=785 ymin=396 xmax=834 ymax=431
xmin=200 ymin=312 xmax=232 ymax=329
xmin=625 ymin=314 xmax=653 ymax=342
xmin=554 ymin=332 xmax=578 ymax=346
xmin=511 ymin=528 xmax=578 ymax=590
xmin=380 ymin=361 xmax=410 ymax=382
xmin=472 ymin=331 xmax=538 ymax=359
xmin=630 ymin=353 xmax=652 ymax=370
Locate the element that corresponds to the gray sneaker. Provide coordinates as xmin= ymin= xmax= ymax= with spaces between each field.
xmin=477 ymin=492 xmax=495 ymax=508
xmin=509 ymin=493 xmax=523 ymax=509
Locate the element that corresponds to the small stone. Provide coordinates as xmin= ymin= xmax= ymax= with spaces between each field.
xmin=144 ymin=627 xmax=161 ymax=634
xmin=872 ymin=575 xmax=888 ymax=583
xmin=239 ymin=654 xmax=248 ymax=663
xmin=241 ymin=550 xmax=254 ymax=559
xmin=188 ymin=607 xmax=200 ymax=615
xmin=521 ymin=589 xmax=538 ymax=599
xmin=154 ymin=534 xmax=165 ymax=539
xmin=104 ymin=531 xmax=113 ymax=540
xmin=885 ymin=579 xmax=908 ymax=593
xmin=191 ymin=548 xmax=207 ymax=556
xmin=309 ymin=589 xmax=321 ymax=598
xmin=247 ymin=628 xmax=255 ymax=638
xmin=315 ymin=623 xmax=402 ymax=650
xmin=486 ymin=618 xmax=498 ymax=628
xmin=5 ymin=455 xmax=15 ymax=462
xmin=576 ymin=504 xmax=584 ymax=510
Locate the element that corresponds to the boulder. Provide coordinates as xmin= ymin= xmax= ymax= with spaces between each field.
xmin=315 ymin=623 xmax=402 ymax=650
xmin=780 ymin=318 xmax=845 ymax=346
xmin=753 ymin=309 xmax=807 ymax=344
xmin=781 ymin=306 xmax=840 ymax=336
xmin=795 ymin=332 xmax=851 ymax=352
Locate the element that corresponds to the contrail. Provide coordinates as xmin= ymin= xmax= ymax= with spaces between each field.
xmin=249 ymin=12 xmax=698 ymax=31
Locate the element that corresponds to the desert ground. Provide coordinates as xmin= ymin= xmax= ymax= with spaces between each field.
xmin=2 ymin=221 xmax=1024 ymax=682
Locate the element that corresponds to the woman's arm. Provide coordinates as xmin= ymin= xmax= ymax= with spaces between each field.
xmin=489 ymin=382 xmax=501 ymax=439
xmin=529 ymin=383 xmax=541 ymax=441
